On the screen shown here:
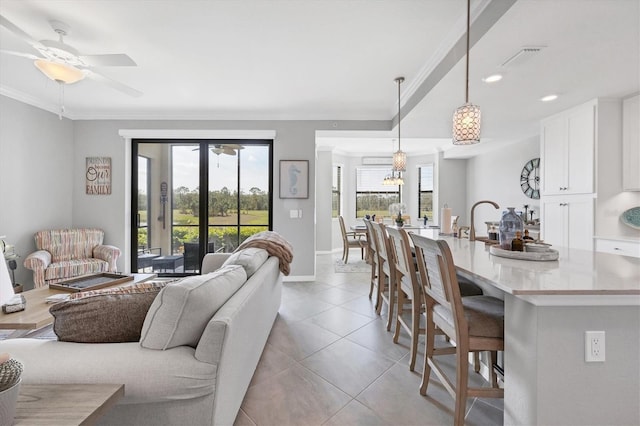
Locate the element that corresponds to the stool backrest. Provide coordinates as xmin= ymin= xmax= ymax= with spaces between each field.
xmin=386 ymin=227 xmax=419 ymax=298
xmin=410 ymin=233 xmax=466 ymax=339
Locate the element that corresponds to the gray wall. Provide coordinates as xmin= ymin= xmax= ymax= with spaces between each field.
xmin=0 ymin=96 xmax=74 ymax=288
xmin=0 ymin=95 xmax=389 ymax=285
xmin=466 ymin=136 xmax=540 ymax=232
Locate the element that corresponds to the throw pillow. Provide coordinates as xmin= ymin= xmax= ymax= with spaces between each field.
xmin=140 ymin=265 xmax=247 ymax=350
xmin=222 ymin=247 xmax=269 ymax=278
xmin=50 ymin=281 xmax=171 ymax=343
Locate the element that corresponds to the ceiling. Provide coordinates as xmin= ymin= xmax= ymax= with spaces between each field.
xmin=1 ymin=0 xmax=638 ymax=158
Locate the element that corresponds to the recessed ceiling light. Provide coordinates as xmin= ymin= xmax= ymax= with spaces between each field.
xmin=482 ymin=74 xmax=503 ymax=83
xmin=540 ymin=94 xmax=558 ymax=102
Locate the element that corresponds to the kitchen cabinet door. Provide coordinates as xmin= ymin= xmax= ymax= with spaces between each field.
xmin=541 ymin=197 xmax=594 ymax=250
xmin=541 ymin=116 xmax=567 ymax=195
xmin=540 ymin=101 xmax=595 ymax=196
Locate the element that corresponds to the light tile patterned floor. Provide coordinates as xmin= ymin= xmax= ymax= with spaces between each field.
xmin=236 ymin=252 xmax=504 ymax=426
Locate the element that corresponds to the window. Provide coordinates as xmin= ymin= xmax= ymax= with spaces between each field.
xmin=132 ymin=140 xmax=273 ymax=276
xmin=332 ymin=165 xmax=341 ymax=218
xmin=355 ymin=167 xmax=400 ymax=218
xmin=418 ymin=164 xmax=434 ymax=220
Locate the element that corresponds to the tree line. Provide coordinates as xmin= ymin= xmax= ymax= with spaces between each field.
xmin=144 ymin=186 xmax=270 ymax=217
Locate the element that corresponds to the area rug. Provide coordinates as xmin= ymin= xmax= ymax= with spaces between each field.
xmin=334 ymin=258 xmax=370 ymax=273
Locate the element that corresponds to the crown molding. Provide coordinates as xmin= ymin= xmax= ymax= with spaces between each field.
xmin=0 ymin=85 xmax=77 ymax=119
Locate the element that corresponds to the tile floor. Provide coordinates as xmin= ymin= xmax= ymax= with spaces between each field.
xmin=235 ymin=252 xmax=504 ymax=426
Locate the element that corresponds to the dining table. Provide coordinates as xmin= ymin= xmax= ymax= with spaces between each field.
xmin=405 ymin=228 xmax=640 ymax=426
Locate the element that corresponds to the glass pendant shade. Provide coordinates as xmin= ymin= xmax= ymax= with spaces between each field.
xmin=392 ymin=149 xmax=406 ymax=172
xmin=34 ymin=59 xmax=85 ymax=84
xmin=382 ymin=171 xmax=404 ymax=186
xmin=452 ymin=102 xmax=481 ymax=145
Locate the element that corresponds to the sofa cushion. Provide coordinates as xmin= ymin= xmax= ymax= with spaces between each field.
xmin=140 ymin=265 xmax=247 ymax=350
xmin=50 ymin=282 xmax=170 ymax=343
xmin=44 ymin=259 xmax=109 ymax=282
xmin=222 ymin=247 xmax=269 ymax=278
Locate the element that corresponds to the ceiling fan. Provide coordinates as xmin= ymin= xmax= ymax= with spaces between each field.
xmin=0 ymin=14 xmax=142 ymax=97
xmin=192 ymin=144 xmax=245 ymax=166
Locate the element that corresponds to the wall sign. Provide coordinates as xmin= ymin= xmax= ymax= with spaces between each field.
xmin=86 ymin=157 xmax=112 ymax=195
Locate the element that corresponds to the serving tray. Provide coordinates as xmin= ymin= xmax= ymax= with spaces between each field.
xmin=489 ymin=245 xmax=559 ymax=261
xmin=49 ymin=273 xmax=134 ymax=292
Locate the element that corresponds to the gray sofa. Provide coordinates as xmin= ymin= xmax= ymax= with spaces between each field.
xmin=0 ymin=251 xmax=282 ymax=426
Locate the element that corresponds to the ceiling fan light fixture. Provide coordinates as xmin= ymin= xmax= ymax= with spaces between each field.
xmin=34 ymin=59 xmax=84 ymax=84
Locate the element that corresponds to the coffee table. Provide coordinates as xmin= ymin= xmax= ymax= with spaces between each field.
xmin=152 ymin=255 xmax=184 ymax=272
xmin=14 ymin=383 xmax=124 ymax=425
xmin=0 ymin=273 xmax=156 ymax=338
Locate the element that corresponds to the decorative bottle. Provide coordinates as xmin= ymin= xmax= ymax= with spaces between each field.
xmin=499 ymin=207 xmax=524 ymax=250
xmin=511 ymin=231 xmax=524 ymax=252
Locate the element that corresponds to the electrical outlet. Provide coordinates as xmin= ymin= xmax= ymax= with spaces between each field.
xmin=585 ymin=331 xmax=606 ymax=362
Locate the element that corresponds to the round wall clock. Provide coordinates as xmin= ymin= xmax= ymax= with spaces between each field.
xmin=520 ymin=158 xmax=540 ymax=199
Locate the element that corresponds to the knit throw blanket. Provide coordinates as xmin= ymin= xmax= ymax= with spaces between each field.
xmin=236 ymin=231 xmax=294 ymax=275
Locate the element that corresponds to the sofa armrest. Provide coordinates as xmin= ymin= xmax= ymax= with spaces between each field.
xmin=201 ymin=253 xmax=232 ymax=274
xmin=94 ymin=244 xmax=121 ymax=271
xmin=23 ymin=250 xmax=51 ymax=287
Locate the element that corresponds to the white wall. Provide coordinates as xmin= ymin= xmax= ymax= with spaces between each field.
xmin=0 ymin=96 xmax=74 ymax=289
xmin=466 ymin=136 xmax=540 ymax=235
xmin=315 ymin=150 xmax=333 ymax=252
xmin=437 ymin=152 xmax=468 ymax=226
xmin=594 ymin=99 xmax=640 ymax=240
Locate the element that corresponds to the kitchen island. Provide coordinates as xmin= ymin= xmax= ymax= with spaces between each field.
xmin=412 ymin=229 xmax=640 ymax=426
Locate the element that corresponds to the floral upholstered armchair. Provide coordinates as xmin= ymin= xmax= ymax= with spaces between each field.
xmin=23 ymin=228 xmax=121 ymax=288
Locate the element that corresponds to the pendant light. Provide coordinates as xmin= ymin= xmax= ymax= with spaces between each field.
xmin=452 ymin=0 xmax=481 ymax=145
xmin=383 ymin=138 xmax=404 ymax=186
xmin=392 ymin=77 xmax=407 ymax=171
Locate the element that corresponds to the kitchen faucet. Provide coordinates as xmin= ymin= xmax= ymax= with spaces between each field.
xmin=469 ymin=200 xmax=500 ymax=241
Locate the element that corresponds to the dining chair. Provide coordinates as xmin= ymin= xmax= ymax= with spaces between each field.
xmin=386 ymin=226 xmax=423 ymax=371
xmin=370 ymin=221 xmax=395 ymax=331
xmin=338 ymin=216 xmax=366 ymax=264
xmin=410 ymin=233 xmax=504 ymax=426
xmin=363 ymin=219 xmax=380 ymax=306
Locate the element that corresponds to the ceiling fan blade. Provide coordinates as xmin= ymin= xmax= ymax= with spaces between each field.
xmin=0 ymin=15 xmax=44 ymax=50
xmin=221 ymin=144 xmax=244 ymax=150
xmin=85 ymin=70 xmax=142 ymax=97
xmin=223 ymin=148 xmax=237 ymax=156
xmin=0 ymin=49 xmax=40 ymax=60
xmin=80 ymin=53 xmax=136 ymax=67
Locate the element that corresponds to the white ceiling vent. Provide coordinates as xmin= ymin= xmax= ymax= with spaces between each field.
xmin=362 ymin=157 xmax=393 ymax=165
xmin=501 ymin=46 xmax=545 ymax=68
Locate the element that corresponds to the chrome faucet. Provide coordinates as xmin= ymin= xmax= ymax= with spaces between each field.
xmin=469 ymin=200 xmax=500 ymax=241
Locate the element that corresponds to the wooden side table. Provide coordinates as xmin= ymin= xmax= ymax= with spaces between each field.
xmin=14 ymin=383 xmax=124 ymax=425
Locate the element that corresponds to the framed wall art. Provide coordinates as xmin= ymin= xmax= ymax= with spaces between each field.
xmin=86 ymin=157 xmax=112 ymax=195
xmin=279 ymin=160 xmax=308 ymax=199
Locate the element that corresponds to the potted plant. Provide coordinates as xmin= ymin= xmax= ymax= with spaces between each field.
xmin=389 ymin=203 xmax=407 ymax=228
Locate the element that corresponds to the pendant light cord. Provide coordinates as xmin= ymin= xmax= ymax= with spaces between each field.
xmin=465 ymin=0 xmax=470 ymax=104
xmin=397 ymin=78 xmax=401 ymax=150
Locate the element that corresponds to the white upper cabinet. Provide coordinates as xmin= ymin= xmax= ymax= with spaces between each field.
xmin=622 ymin=95 xmax=640 ymax=191
xmin=541 ymin=101 xmax=595 ymax=195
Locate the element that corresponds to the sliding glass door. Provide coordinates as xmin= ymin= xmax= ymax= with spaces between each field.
xmin=132 ymin=139 xmax=272 ymax=276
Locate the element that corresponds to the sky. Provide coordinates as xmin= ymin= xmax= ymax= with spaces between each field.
xmin=139 ymin=144 xmax=270 ymax=194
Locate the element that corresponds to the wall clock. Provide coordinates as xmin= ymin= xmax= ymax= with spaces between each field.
xmin=520 ymin=158 xmax=540 ymax=199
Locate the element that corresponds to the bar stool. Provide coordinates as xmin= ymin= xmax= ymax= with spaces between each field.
xmin=411 ymin=233 xmax=504 ymax=426
xmin=370 ymin=221 xmax=395 ymax=331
